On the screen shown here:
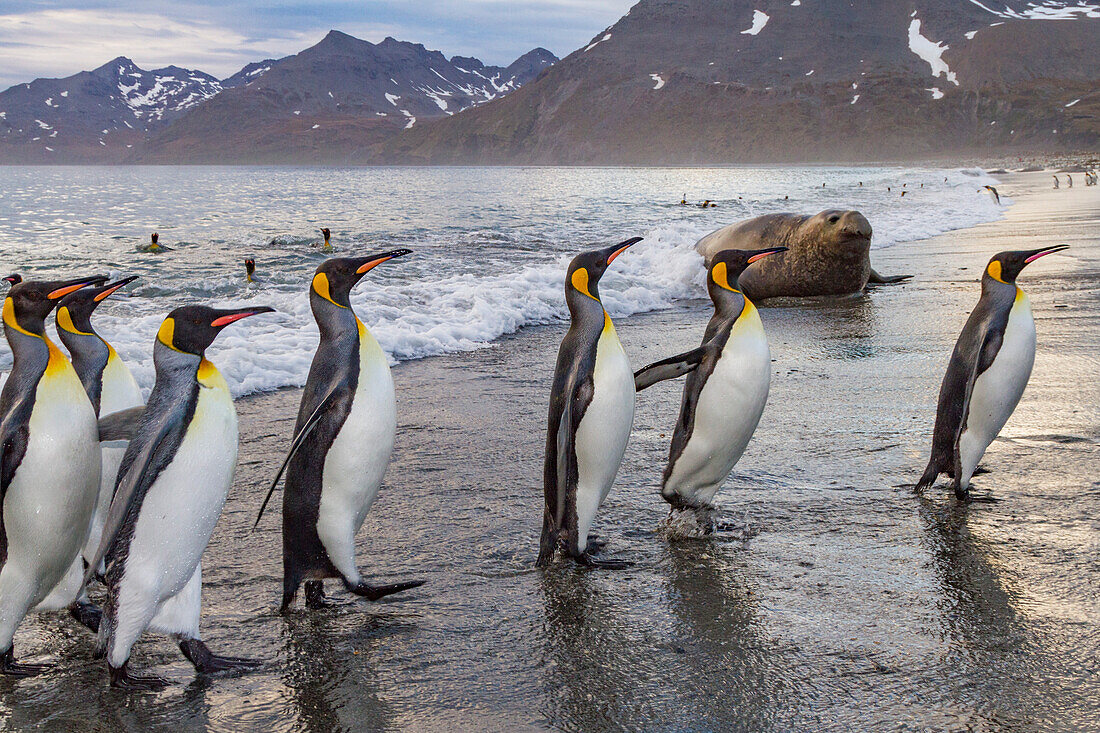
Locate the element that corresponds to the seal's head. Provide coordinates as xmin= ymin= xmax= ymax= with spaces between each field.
xmin=807 ymin=209 xmax=872 ymax=246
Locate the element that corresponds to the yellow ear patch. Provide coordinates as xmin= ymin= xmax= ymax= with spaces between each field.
xmin=2 ymin=297 xmax=37 ymax=338
xmin=571 ymin=267 xmax=596 ymax=300
xmin=157 ymin=317 xmax=183 ymax=351
xmin=56 ymin=306 xmax=92 ymax=336
xmin=312 ymin=272 xmax=346 ymax=308
xmin=711 ymin=262 xmax=740 ymax=292
xmin=987 ymin=260 xmax=1006 ymax=283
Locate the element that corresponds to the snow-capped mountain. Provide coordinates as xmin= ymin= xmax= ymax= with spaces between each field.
xmin=386 ymin=0 xmax=1100 ymax=164
xmin=0 ymin=32 xmax=556 ymax=163
xmin=0 ymin=57 xmax=222 ymax=161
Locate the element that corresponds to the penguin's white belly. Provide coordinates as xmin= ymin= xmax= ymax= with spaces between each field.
xmin=316 ymin=329 xmax=396 ymax=581
xmin=119 ymin=384 xmax=236 ymax=604
xmin=665 ymin=315 xmax=771 ymax=507
xmin=573 ymin=322 xmax=634 ymax=553
xmin=2 ymin=368 xmax=99 ymax=609
xmin=85 ymin=354 xmax=144 ymax=563
xmin=957 ymin=293 xmax=1036 ymax=487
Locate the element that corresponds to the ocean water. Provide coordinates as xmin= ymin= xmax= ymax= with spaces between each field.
xmin=0 ymin=166 xmax=1004 ymax=395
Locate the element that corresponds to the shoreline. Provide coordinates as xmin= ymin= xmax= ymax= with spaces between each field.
xmin=3 ymin=169 xmax=1097 ymax=730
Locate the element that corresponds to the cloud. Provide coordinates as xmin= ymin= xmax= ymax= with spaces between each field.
xmin=0 ymin=2 xmax=635 ymax=88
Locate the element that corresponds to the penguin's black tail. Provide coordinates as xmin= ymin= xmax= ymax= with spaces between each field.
xmin=915 ymin=460 xmax=942 ymax=492
xmin=536 ymin=513 xmax=558 ymax=567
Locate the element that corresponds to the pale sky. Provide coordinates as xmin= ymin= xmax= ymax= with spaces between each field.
xmin=0 ymin=1 xmax=636 ymax=87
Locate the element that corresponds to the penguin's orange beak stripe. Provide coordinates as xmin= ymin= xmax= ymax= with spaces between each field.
xmin=356 ymin=256 xmax=393 ymax=274
xmin=211 ymin=312 xmax=259 ymax=327
xmin=93 ymin=282 xmax=129 ymax=302
xmin=606 ymin=245 xmax=632 ymax=265
xmin=47 ymin=282 xmax=89 ymax=300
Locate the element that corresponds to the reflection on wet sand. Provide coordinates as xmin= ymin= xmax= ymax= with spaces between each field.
xmin=663 ymin=541 xmax=777 ymax=730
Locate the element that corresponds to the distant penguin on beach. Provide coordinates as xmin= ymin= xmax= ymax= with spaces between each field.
xmin=1066 ymin=175 xmax=1073 ymax=188
xmin=634 ymin=246 xmax=786 ymax=532
xmin=538 ymin=238 xmax=642 ymax=568
xmin=983 ymin=185 xmax=1001 ymax=206
xmin=254 ymin=250 xmax=424 ymax=611
xmin=86 ymin=304 xmax=272 ymax=689
xmin=1053 ymin=176 xmax=1060 ymax=189
xmin=916 ymin=245 xmax=1069 ymax=501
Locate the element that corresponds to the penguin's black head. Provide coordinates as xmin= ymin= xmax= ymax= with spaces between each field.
xmin=157 ymin=304 xmax=275 ymax=356
xmin=985 ymin=244 xmax=1069 ymax=284
xmin=3 ymin=275 xmax=108 ymax=336
xmin=709 ymin=247 xmax=787 ymax=292
xmin=3 ymin=274 xmax=21 ymax=288
xmin=566 ymin=237 xmax=642 ymax=302
xmin=151 ymin=232 xmax=158 ymax=244
xmin=245 ymin=258 xmax=256 ymax=282
xmin=311 ymin=250 xmax=411 ymax=309
xmin=56 ymin=276 xmax=137 ymax=336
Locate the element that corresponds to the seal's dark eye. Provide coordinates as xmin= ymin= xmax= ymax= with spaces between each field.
xmin=828 ymin=215 xmax=840 ymax=224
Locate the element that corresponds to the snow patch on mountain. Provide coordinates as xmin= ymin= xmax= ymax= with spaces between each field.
xmin=741 ymin=10 xmax=770 ymax=35
xmin=908 ymin=19 xmax=959 ymax=86
xmin=650 ymin=73 xmax=665 ymax=90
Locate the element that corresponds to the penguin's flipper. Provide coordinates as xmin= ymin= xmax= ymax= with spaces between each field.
xmin=868 ymin=268 xmax=913 ymax=285
xmin=97 ymin=406 xmax=146 ymax=442
xmin=83 ymin=413 xmax=188 ymax=590
xmin=634 ymin=347 xmax=707 ymax=391
xmin=253 ymin=387 xmax=339 ymax=530
xmin=951 ymin=326 xmax=1005 ymax=493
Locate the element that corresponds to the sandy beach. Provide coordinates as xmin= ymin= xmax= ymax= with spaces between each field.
xmin=1 ymin=171 xmax=1097 ymax=731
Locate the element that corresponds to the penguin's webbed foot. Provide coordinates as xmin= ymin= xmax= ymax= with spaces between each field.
xmin=304 ymin=580 xmax=333 ymax=609
xmin=68 ymin=600 xmax=102 ymax=633
xmin=345 ymin=578 xmax=426 ymax=602
xmin=953 ymin=483 xmax=971 ymax=503
xmin=0 ymin=647 xmax=52 ymax=677
xmin=576 ymin=553 xmax=633 ymax=570
xmin=109 ymin=662 xmax=168 ymax=691
xmin=179 ymin=639 xmax=261 ymax=674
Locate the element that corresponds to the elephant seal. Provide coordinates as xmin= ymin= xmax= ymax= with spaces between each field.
xmin=694 ymin=210 xmax=911 ymax=300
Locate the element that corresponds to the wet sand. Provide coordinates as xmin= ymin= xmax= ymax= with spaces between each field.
xmin=2 ymin=172 xmax=1098 ymax=731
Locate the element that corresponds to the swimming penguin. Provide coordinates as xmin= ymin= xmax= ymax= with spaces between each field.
xmin=0 ymin=275 xmax=106 ymax=676
xmin=245 ymin=258 xmax=256 ymax=283
xmin=85 ymin=304 xmax=273 ymax=689
xmin=537 ymin=237 xmax=642 ymax=568
xmin=901 ymin=191 xmax=907 ymax=197
xmin=54 ymin=277 xmax=142 ymax=574
xmin=634 ymin=247 xmax=786 ymax=529
xmin=680 ymin=195 xmax=687 ymax=206
xmin=254 ymin=250 xmax=423 ymax=611
xmin=916 ymin=244 xmax=1069 ymax=500
xmin=138 ymin=232 xmax=173 ymax=253
xmin=983 ymin=185 xmax=1001 ymax=206
xmin=320 ymin=228 xmax=332 ymax=252
xmin=699 ymin=200 xmax=711 ymax=209
xmin=3 ymin=274 xmax=21 ymax=288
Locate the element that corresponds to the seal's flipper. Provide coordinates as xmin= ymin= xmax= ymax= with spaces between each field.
xmin=634 ymin=347 xmax=707 ymax=391
xmin=253 ymin=387 xmax=338 ymax=530
xmin=97 ymin=406 xmax=145 ymax=442
xmin=868 ymin=268 xmax=913 ymax=285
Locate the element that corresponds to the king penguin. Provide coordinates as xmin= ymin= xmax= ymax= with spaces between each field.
xmin=537 ymin=237 xmax=642 ymax=568
xmin=254 ymin=250 xmax=424 ymax=611
xmin=0 ymin=275 xmax=105 ymax=676
xmin=916 ymin=245 xmax=1069 ymax=500
xmin=634 ymin=247 xmax=786 ymax=530
xmin=320 ymin=227 xmax=332 ymax=252
xmin=54 ymin=277 xmax=143 ymax=571
xmin=2 ymin=275 xmax=20 ymax=289
xmin=85 ymin=304 xmax=272 ymax=689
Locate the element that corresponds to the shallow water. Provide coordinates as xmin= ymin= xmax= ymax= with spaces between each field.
xmin=2 ymin=169 xmax=1096 ymax=732
xmin=0 ymin=165 xmax=1003 ymax=394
